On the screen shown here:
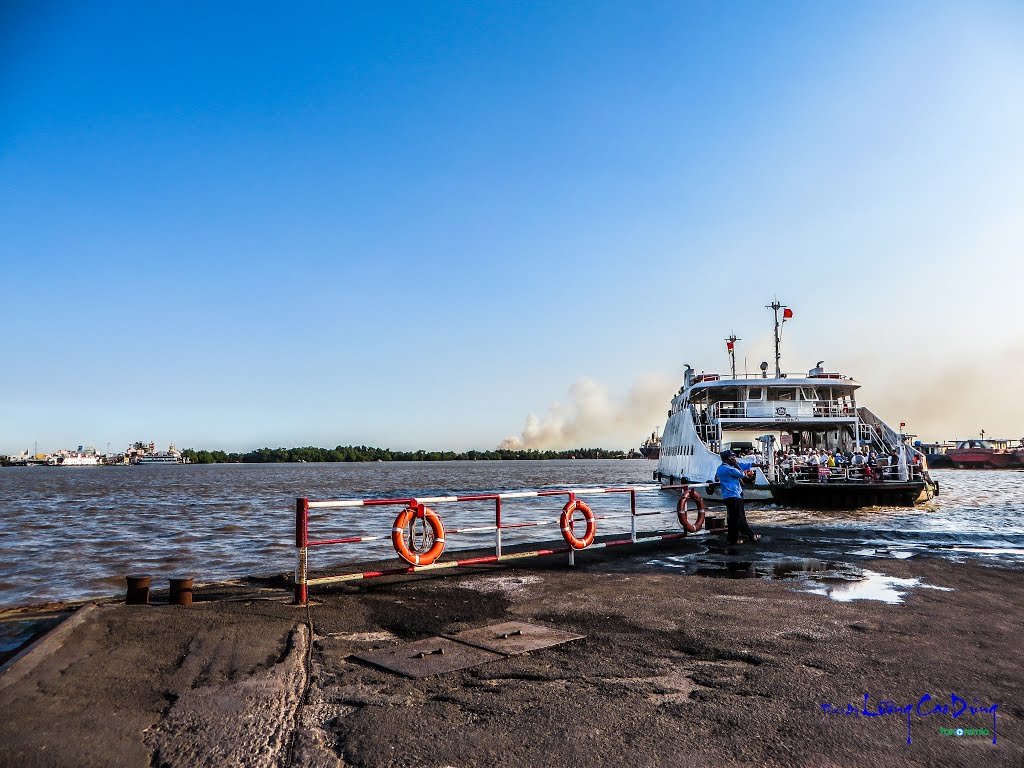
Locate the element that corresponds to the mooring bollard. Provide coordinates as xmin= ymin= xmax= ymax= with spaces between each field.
xmin=706 ymin=516 xmax=727 ymax=534
xmin=169 ymin=576 xmax=194 ymax=606
xmin=125 ymin=574 xmax=152 ymax=605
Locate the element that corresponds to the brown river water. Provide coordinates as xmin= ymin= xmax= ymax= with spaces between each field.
xmin=1 ymin=462 xmax=1021 ymax=614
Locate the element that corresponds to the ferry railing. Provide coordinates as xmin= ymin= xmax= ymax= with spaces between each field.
xmin=292 ymin=483 xmax=702 ymax=604
xmin=710 ymin=400 xmax=856 ymax=421
xmin=779 ymin=463 xmax=924 ymax=483
xmin=693 ymin=372 xmax=854 ymax=382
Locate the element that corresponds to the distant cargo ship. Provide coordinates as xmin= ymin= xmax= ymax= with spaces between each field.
xmin=946 ymin=438 xmax=1021 ymax=469
xmin=639 ymin=429 xmax=661 ymax=459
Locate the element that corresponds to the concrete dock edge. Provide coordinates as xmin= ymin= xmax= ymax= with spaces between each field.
xmin=0 ymin=603 xmax=100 ymax=692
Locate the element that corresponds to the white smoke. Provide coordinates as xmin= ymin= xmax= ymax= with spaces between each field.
xmin=499 ymin=374 xmax=675 ymax=450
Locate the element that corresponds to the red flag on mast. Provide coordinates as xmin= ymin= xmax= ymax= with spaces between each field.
xmin=783 ymin=308 xmax=793 ymax=320
xmin=726 ymin=341 xmax=734 ymax=351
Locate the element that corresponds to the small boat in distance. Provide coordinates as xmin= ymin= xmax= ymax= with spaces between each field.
xmin=654 ymin=301 xmax=937 ymax=508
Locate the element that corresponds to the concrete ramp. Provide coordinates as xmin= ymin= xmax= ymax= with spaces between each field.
xmin=145 ymin=625 xmax=310 ymax=768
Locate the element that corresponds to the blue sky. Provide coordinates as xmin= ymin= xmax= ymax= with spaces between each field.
xmin=3 ymin=1 xmax=1023 ymax=453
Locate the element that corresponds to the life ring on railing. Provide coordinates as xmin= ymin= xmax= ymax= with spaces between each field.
xmin=560 ymin=499 xmax=596 ymax=549
xmin=392 ymin=504 xmax=446 ymax=566
xmin=676 ymin=488 xmax=706 ymax=533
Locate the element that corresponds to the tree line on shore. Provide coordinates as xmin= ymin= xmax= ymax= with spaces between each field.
xmin=179 ymin=445 xmax=630 ymax=464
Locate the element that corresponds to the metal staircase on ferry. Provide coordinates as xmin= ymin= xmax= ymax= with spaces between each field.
xmin=856 ymin=407 xmax=900 ymax=454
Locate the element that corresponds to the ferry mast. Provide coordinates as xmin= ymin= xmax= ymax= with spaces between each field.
xmin=725 ymin=334 xmax=739 ymax=379
xmin=766 ymin=300 xmax=790 ymax=378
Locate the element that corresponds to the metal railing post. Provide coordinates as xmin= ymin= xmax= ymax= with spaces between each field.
xmin=495 ymin=497 xmax=502 ymax=558
xmin=294 ymin=497 xmax=309 ymax=605
xmin=567 ymin=492 xmax=575 ymax=566
xmin=630 ymin=489 xmax=637 ymax=542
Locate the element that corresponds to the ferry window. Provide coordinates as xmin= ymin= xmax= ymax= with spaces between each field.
xmin=802 ymin=387 xmax=819 ymax=400
xmin=719 ymin=387 xmax=741 ymax=402
xmin=747 ymin=387 xmax=763 ymax=400
xmin=772 ymin=388 xmax=796 ymax=400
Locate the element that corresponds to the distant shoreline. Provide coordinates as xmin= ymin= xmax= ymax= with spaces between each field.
xmin=178 ymin=446 xmax=636 ymax=464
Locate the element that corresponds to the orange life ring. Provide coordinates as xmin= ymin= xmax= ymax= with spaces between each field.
xmin=392 ymin=504 xmax=446 ymax=565
xmin=560 ymin=499 xmax=596 ymax=549
xmin=676 ymin=488 xmax=706 ymax=533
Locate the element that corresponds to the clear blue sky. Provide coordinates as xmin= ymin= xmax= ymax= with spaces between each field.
xmin=3 ymin=1 xmax=1023 ymax=454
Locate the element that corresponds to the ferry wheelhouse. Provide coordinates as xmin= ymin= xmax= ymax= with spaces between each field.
xmin=655 ymin=302 xmax=936 ymax=508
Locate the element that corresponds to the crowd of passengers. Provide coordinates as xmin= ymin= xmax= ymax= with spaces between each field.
xmin=730 ymin=447 xmax=923 ymax=483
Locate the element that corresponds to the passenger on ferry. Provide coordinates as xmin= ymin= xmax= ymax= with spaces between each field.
xmin=778 ymin=452 xmax=795 ymax=474
xmin=805 ymin=450 xmax=819 ymax=479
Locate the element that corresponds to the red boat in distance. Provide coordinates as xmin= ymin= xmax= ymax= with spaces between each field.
xmin=946 ymin=438 xmax=1022 ymax=469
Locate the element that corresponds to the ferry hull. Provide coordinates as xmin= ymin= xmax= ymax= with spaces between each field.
xmin=696 ymin=484 xmax=775 ymax=502
xmin=662 ymin=478 xmax=931 ymax=507
xmin=768 ymin=481 xmax=930 ymax=509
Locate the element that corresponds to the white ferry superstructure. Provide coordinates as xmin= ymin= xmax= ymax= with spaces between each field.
xmin=131 ymin=442 xmax=185 ymax=464
xmin=654 ymin=302 xmax=936 ymax=508
xmin=47 ymin=447 xmax=102 ymax=466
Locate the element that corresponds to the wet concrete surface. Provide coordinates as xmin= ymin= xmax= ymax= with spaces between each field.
xmin=0 ymin=535 xmax=1022 ymax=767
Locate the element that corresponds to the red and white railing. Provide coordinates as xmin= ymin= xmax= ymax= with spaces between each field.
xmin=293 ymin=483 xmax=702 ymax=603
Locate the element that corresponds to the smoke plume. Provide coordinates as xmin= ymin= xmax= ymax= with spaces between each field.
xmin=499 ymin=375 xmax=675 ymax=450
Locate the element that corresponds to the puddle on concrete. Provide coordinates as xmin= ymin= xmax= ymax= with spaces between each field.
xmin=796 ymin=568 xmax=952 ymax=604
xmin=648 ymin=553 xmax=952 ymax=605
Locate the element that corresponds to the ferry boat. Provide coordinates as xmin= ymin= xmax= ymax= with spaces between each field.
xmin=132 ymin=442 xmax=185 ymax=464
xmin=51 ymin=454 xmax=103 ymax=466
xmin=47 ymin=447 xmax=102 ymax=466
xmin=654 ymin=302 xmax=937 ymax=508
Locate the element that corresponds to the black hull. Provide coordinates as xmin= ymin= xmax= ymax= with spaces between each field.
xmin=639 ymin=447 xmax=660 ymax=459
xmin=769 ymin=481 xmax=928 ymax=509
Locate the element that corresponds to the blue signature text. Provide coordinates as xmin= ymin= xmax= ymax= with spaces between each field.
xmin=820 ymin=693 xmax=998 ymax=745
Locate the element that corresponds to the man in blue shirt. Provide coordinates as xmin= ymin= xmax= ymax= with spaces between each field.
xmin=715 ymin=450 xmax=760 ymax=544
